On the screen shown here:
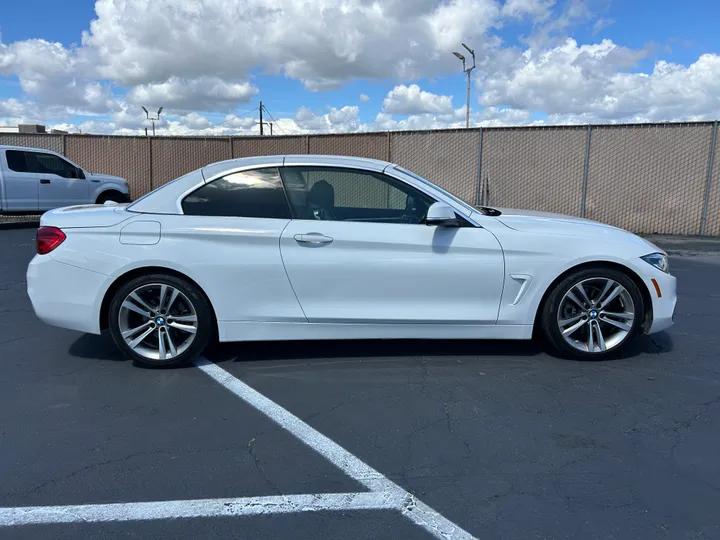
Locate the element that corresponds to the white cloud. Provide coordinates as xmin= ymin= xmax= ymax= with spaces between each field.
xmin=223 ymin=114 xmax=257 ymax=130
xmin=0 ymin=98 xmax=30 ymax=119
xmin=479 ymin=38 xmax=720 ymax=122
xmin=0 ymin=0 xmax=718 ymax=132
xmin=295 ymin=105 xmax=361 ymax=132
xmin=111 ymin=106 xmax=160 ymax=130
xmin=82 ymin=0 xmax=500 ymax=91
xmin=476 ymin=106 xmax=534 ymax=126
xmin=179 ymin=112 xmax=212 ymax=130
xmin=501 ymin=0 xmax=555 ymax=21
xmin=382 ymin=84 xmax=454 ymax=115
xmin=592 ymin=18 xmax=614 ymax=35
xmin=0 ymin=38 xmax=115 ymax=114
xmin=369 ymin=105 xmax=533 ymax=131
xmin=126 ymin=77 xmax=258 ymax=112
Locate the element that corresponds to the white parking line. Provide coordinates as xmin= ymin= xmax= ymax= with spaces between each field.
xmin=194 ymin=358 xmax=478 ymax=540
xmin=1 ymin=492 xmax=401 ymax=526
xmin=0 ymin=358 xmax=478 ymax=539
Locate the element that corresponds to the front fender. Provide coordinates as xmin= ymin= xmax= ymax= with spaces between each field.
xmin=488 ymin=226 xmax=657 ymax=326
xmin=92 ymin=182 xmax=131 ymax=203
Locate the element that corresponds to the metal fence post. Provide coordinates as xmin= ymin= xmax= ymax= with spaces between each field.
xmin=475 ymin=128 xmax=484 ymax=206
xmin=305 ymin=135 xmax=310 ymax=154
xmin=228 ymin=137 xmax=233 ymax=159
xmin=580 ymin=125 xmax=592 ymax=218
xmin=148 ymin=136 xmax=154 ymax=190
xmin=61 ymin=134 xmax=67 ymax=156
xmin=700 ymin=120 xmax=718 ymax=236
xmin=387 ymin=131 xmax=392 ymax=162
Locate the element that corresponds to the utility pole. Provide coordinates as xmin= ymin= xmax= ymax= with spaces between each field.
xmin=142 ymin=106 xmax=163 ymax=136
xmin=452 ymin=43 xmax=476 ymax=128
xmin=259 ymin=101 xmax=264 ymax=136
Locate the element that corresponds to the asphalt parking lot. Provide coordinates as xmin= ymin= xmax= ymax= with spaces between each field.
xmin=1 ymin=227 xmax=719 ymax=540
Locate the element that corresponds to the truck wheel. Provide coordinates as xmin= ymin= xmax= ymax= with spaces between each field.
xmin=96 ymin=191 xmax=127 ymax=204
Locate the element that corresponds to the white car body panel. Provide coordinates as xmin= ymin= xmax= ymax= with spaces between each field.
xmin=0 ymin=145 xmax=130 ymax=212
xmin=39 ymin=173 xmax=89 ymax=209
xmin=0 ymin=149 xmax=39 ymax=211
xmin=280 ymin=219 xmax=504 ymax=324
xmin=27 ymin=154 xmax=677 ymax=348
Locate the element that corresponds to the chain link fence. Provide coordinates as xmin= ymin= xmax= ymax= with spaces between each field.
xmin=480 ymin=126 xmax=587 ymax=215
xmin=1 ymin=122 xmax=718 ymax=235
xmin=585 ymin=124 xmax=713 ymax=235
xmin=65 ymin=136 xmax=151 ymax=199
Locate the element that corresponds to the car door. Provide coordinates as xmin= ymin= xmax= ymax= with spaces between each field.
xmin=28 ymin=151 xmax=89 ymax=210
xmin=177 ymin=166 xmax=306 ymax=325
xmin=1 ymin=150 xmax=38 ymax=211
xmin=278 ymin=166 xmax=505 ymax=324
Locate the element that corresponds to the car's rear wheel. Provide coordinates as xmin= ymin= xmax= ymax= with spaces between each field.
xmin=540 ymin=267 xmax=644 ymax=359
xmin=108 ymin=274 xmax=213 ymax=367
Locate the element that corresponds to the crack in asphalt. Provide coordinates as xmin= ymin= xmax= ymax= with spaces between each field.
xmin=7 ymin=446 xmax=240 ymax=498
xmin=247 ymin=434 xmax=283 ymax=496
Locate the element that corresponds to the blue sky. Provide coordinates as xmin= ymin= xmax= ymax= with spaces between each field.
xmin=0 ymin=0 xmax=718 ymax=134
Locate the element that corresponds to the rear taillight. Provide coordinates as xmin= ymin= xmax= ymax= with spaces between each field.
xmin=36 ymin=227 xmax=66 ymax=255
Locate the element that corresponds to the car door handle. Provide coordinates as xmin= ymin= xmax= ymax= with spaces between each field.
xmin=293 ymin=233 xmax=333 ymax=245
xmin=40 ymin=179 xmax=51 ymax=184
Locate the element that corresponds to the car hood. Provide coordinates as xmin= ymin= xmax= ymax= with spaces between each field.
xmin=489 ymin=207 xmax=664 ymax=253
xmin=87 ymin=172 xmax=128 ymax=184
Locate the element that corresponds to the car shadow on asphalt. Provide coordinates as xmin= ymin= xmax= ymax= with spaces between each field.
xmin=204 ymin=332 xmax=675 ymax=365
xmin=67 ymin=331 xmax=674 ymax=367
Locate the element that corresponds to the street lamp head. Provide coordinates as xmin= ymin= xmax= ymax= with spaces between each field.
xmin=452 ymin=51 xmax=465 ymax=61
xmin=462 ymin=43 xmax=475 ymax=55
xmin=157 ymin=107 xmax=163 ymax=117
xmin=141 ymin=106 xmax=149 ymax=117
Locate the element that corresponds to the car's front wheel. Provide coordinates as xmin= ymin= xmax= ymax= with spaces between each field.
xmin=540 ymin=267 xmax=645 ymax=359
xmin=108 ymin=274 xmax=213 ymax=367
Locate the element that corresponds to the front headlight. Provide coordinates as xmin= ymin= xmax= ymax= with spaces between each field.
xmin=641 ymin=252 xmax=669 ymax=274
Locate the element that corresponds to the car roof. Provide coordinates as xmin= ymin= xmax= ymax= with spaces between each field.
xmin=201 ymin=154 xmax=391 ymax=180
xmin=129 ymin=154 xmax=395 ymax=214
xmin=0 ymin=145 xmax=62 ymax=153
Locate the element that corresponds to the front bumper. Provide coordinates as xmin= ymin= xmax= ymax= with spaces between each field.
xmin=27 ymin=254 xmax=108 ymax=335
xmin=627 ymin=257 xmax=677 ymax=334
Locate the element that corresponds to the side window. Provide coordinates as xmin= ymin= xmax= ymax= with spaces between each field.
xmin=280 ymin=166 xmax=436 ymax=224
xmin=182 ymin=167 xmax=291 ymax=219
xmin=6 ymin=150 xmax=29 ymax=173
xmin=27 ymin=152 xmax=78 ymax=178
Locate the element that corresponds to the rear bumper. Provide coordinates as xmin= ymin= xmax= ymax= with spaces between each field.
xmin=27 ymin=255 xmax=107 ymax=334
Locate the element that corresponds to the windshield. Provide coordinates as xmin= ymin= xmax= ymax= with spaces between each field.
xmin=393 ymin=166 xmax=477 ymax=215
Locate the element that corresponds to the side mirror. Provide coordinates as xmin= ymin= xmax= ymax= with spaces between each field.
xmin=426 ymin=202 xmax=460 ymax=227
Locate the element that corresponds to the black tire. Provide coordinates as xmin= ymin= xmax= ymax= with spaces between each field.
xmin=539 ymin=266 xmax=645 ymax=360
xmin=97 ymin=191 xmax=127 ymax=204
xmin=108 ymin=274 xmax=213 ymax=367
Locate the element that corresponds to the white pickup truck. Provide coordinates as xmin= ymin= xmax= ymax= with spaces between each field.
xmin=0 ymin=145 xmax=131 ymax=213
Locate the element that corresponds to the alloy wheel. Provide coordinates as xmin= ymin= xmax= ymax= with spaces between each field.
xmin=118 ymin=283 xmax=198 ymax=361
xmin=556 ymin=277 xmax=635 ymax=353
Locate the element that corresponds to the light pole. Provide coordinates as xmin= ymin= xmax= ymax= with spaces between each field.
xmin=452 ymin=43 xmax=476 ymax=128
xmin=142 ymin=106 xmax=163 ymax=136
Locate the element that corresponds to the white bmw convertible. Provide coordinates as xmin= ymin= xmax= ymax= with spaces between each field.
xmin=27 ymin=155 xmax=676 ymax=367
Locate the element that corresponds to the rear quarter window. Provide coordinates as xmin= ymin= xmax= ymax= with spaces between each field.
xmin=182 ymin=167 xmax=291 ymax=219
